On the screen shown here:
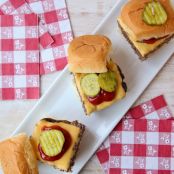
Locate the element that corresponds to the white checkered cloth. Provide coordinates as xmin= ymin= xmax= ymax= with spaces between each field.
xmin=0 ymin=0 xmax=73 ymax=74
xmin=96 ymin=95 xmax=174 ymax=174
xmin=0 ymin=0 xmax=54 ymax=49
xmin=0 ymin=0 xmax=73 ymax=99
xmin=0 ymin=13 xmax=42 ymax=99
xmin=26 ymin=0 xmax=73 ymax=74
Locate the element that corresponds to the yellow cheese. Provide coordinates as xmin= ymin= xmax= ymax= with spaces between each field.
xmin=31 ymin=120 xmax=81 ymax=171
xmin=74 ymin=60 xmax=126 ymax=115
xmin=118 ymin=17 xmax=171 ymax=58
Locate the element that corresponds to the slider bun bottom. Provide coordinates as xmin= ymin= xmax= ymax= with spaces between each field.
xmin=117 ymin=17 xmax=174 ymax=59
xmin=31 ymin=119 xmax=85 ymax=172
xmin=74 ymin=60 xmax=126 ymax=115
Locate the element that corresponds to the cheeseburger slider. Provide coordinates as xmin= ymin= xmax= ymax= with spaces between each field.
xmin=68 ymin=35 xmax=127 ymax=115
xmin=31 ymin=118 xmax=85 ymax=172
xmin=118 ymin=0 xmax=174 ymax=59
xmin=0 ymin=133 xmax=38 ymax=174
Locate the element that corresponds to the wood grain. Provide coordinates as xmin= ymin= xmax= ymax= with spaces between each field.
xmin=0 ymin=0 xmax=173 ymax=174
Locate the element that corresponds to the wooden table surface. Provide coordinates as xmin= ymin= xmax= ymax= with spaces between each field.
xmin=0 ymin=0 xmax=174 ymax=173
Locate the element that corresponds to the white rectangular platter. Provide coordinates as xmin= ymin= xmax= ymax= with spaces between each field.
xmin=1 ymin=0 xmax=174 ymax=173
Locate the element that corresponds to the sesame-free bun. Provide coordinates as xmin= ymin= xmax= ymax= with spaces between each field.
xmin=119 ymin=0 xmax=174 ymax=41
xmin=68 ymin=35 xmax=112 ymax=73
xmin=0 ymin=133 xmax=38 ymax=174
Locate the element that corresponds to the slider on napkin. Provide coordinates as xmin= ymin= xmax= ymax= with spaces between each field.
xmin=68 ymin=35 xmax=127 ymax=115
xmin=31 ymin=118 xmax=85 ymax=172
xmin=117 ymin=0 xmax=174 ymax=59
xmin=0 ymin=133 xmax=38 ymax=174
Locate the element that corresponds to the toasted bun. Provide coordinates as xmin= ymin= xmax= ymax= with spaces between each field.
xmin=68 ymin=35 xmax=112 ymax=73
xmin=0 ymin=133 xmax=38 ymax=174
xmin=119 ymin=0 xmax=174 ymax=41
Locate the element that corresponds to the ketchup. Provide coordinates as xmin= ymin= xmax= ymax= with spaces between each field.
xmin=101 ymin=90 xmax=116 ymax=101
xmin=38 ymin=125 xmax=72 ymax=161
xmin=88 ymin=90 xmax=116 ymax=105
xmin=88 ymin=93 xmax=103 ymax=105
xmin=142 ymin=35 xmax=168 ymax=44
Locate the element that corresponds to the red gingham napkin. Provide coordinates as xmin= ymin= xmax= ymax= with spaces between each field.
xmin=0 ymin=0 xmax=54 ymax=49
xmin=0 ymin=0 xmax=73 ymax=74
xmin=96 ymin=95 xmax=174 ymax=174
xmin=27 ymin=0 xmax=73 ymax=74
xmin=0 ymin=0 xmax=73 ymax=100
xmin=0 ymin=13 xmax=41 ymax=100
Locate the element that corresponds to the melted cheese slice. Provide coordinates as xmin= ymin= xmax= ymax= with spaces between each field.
xmin=31 ymin=120 xmax=81 ymax=172
xmin=118 ymin=18 xmax=171 ymax=58
xmin=74 ymin=60 xmax=126 ymax=115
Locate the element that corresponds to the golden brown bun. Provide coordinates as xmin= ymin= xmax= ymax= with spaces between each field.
xmin=119 ymin=0 xmax=174 ymax=41
xmin=0 ymin=133 xmax=38 ymax=174
xmin=68 ymin=35 xmax=112 ymax=73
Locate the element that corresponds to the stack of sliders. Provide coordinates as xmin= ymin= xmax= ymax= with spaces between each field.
xmin=0 ymin=118 xmax=85 ymax=173
xmin=68 ymin=35 xmax=127 ymax=115
xmin=117 ymin=0 xmax=174 ymax=59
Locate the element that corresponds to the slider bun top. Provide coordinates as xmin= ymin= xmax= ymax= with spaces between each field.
xmin=119 ymin=0 xmax=174 ymax=41
xmin=68 ymin=35 xmax=111 ymax=73
xmin=0 ymin=133 xmax=38 ymax=174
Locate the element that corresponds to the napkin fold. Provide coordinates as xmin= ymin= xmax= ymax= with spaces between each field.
xmin=27 ymin=0 xmax=73 ymax=74
xmin=0 ymin=0 xmax=54 ymax=49
xmin=96 ymin=95 xmax=174 ymax=174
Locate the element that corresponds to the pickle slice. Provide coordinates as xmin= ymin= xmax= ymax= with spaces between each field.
xmin=81 ymin=74 xmax=100 ymax=97
xmin=143 ymin=1 xmax=167 ymax=25
xmin=98 ymin=71 xmax=117 ymax=92
xmin=39 ymin=130 xmax=65 ymax=157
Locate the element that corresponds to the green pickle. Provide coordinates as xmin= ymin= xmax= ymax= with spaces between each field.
xmin=81 ymin=74 xmax=100 ymax=97
xmin=98 ymin=71 xmax=117 ymax=92
xmin=40 ymin=130 xmax=65 ymax=157
xmin=143 ymin=1 xmax=167 ymax=25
